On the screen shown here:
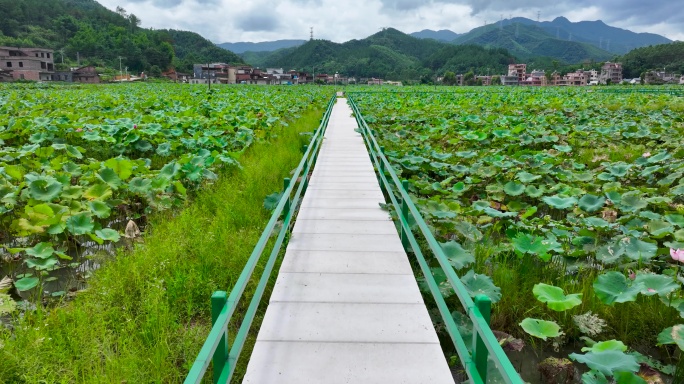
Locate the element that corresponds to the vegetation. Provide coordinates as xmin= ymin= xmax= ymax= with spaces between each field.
xmin=0 ymin=0 xmax=242 ymax=73
xmin=0 ymin=83 xmax=330 ymax=303
xmin=0 ymin=83 xmax=330 ymax=383
xmin=620 ymin=42 xmax=684 ymax=78
xmin=351 ymin=88 xmax=684 ymax=382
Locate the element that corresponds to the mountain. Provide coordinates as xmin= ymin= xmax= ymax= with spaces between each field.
xmin=410 ymin=29 xmax=461 ymax=42
xmin=217 ymin=39 xmax=306 ymax=54
xmin=497 ymin=17 xmax=671 ymax=55
xmin=453 ymin=22 xmax=613 ymax=64
xmin=0 ymin=0 xmax=242 ymax=73
xmin=620 ymin=41 xmax=684 ymax=78
xmin=258 ymin=28 xmax=514 ymax=80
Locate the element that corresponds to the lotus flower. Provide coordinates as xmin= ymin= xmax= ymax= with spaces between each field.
xmin=75 ymin=128 xmax=82 ymax=132
xmin=628 ymin=270 xmax=635 ymax=280
xmin=133 ymin=124 xmax=138 ymax=129
xmin=671 ymin=248 xmax=684 ymax=263
xmin=642 ymin=152 xmax=651 ymax=157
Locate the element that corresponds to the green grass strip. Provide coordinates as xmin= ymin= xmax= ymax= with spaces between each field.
xmin=0 ymin=109 xmax=323 ymax=384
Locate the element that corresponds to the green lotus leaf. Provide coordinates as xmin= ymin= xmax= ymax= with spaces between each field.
xmin=512 ymin=233 xmax=551 ymax=260
xmin=672 ymin=185 xmax=684 ymax=196
xmin=579 ymin=194 xmax=606 ymax=212
xmin=452 ymin=181 xmax=467 ymax=194
xmin=88 ymin=201 xmax=111 ymax=219
xmin=553 ymin=144 xmax=572 ymax=153
xmin=647 ymin=151 xmax=671 ymax=163
xmin=613 ymin=371 xmax=647 ymax=384
xmin=585 ymin=217 xmax=611 ymax=228
xmin=581 ymin=371 xmax=609 ymax=384
xmin=606 ymin=163 xmax=632 ymax=177
xmin=569 ymin=351 xmax=639 ymax=376
xmin=65 ymin=145 xmax=83 ymax=159
xmin=664 ymin=214 xmax=684 ymax=227
xmin=28 ymin=177 xmax=63 ymax=202
xmin=156 ymin=142 xmax=171 ymax=156
xmin=657 ymin=324 xmax=684 ymax=351
xmin=25 ymin=242 xmax=54 ymax=259
xmin=647 ymin=220 xmax=673 ymax=237
xmin=593 ymin=271 xmax=643 ymax=305
xmin=98 ymin=168 xmax=122 ymax=189
xmin=503 ymin=181 xmax=525 ymax=196
xmin=453 ymin=221 xmax=483 ymax=242
xmin=623 ymin=237 xmax=657 ymax=261
xmin=0 ymin=293 xmax=17 ymax=315
xmin=104 ymin=157 xmax=134 ymax=180
xmin=542 ymin=195 xmax=577 ymax=209
xmin=525 ymin=185 xmax=545 ymax=198
xmin=439 ymin=241 xmax=475 ymax=270
xmin=519 ymin=318 xmax=561 ymax=340
xmin=128 ymin=177 xmax=152 ymax=193
xmin=633 ymin=272 xmax=680 ymax=297
xmin=532 ymin=283 xmax=582 ymax=311
xmin=581 ymin=340 xmax=628 ymax=353
xmin=573 ymin=171 xmax=594 ymax=182
xmin=95 ymin=228 xmax=121 ymax=242
xmin=639 ymin=211 xmax=662 ymax=220
xmin=15 ymin=276 xmax=39 ymax=291
xmin=61 ymin=185 xmax=83 ymax=199
xmin=595 ymin=244 xmax=625 ymax=264
xmin=619 ymin=193 xmax=648 ymax=212
xmin=605 ymin=190 xmax=621 ymax=204
xmin=134 ymin=140 xmax=153 ymax=152
xmin=597 ymin=172 xmax=616 ymax=181
xmin=84 ymin=183 xmax=112 ymax=201
xmin=456 ymin=151 xmax=477 ymax=158
xmin=26 ymin=257 xmax=58 ymax=271
xmin=460 ymin=270 xmax=501 ymax=303
xmin=159 ymin=162 xmax=180 ymax=180
xmin=482 ymin=207 xmax=518 ymax=218
xmin=66 ymin=213 xmax=95 ymax=235
xmin=264 ymin=192 xmax=282 ymax=211
xmin=517 ymin=171 xmax=541 ymax=183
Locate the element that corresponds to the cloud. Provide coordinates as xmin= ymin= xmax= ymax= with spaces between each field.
xmin=95 ymin=0 xmax=683 ymax=43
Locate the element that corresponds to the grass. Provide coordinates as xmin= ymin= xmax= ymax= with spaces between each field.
xmin=0 ymin=109 xmax=324 ymax=384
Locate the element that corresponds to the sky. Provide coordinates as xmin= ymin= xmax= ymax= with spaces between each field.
xmin=97 ymin=0 xmax=684 ymax=43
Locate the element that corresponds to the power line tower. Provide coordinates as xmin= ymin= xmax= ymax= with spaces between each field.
xmin=310 ymin=27 xmax=314 ymax=41
xmin=537 ymin=11 xmax=540 ymax=22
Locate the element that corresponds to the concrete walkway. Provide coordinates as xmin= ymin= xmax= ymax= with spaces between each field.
xmin=242 ymin=98 xmax=453 ymax=384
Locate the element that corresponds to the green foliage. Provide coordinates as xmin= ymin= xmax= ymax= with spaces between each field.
xmin=532 ymin=283 xmax=582 ymax=311
xmin=620 ymin=41 xmax=684 ymax=78
xmin=519 ymin=318 xmax=562 ymax=340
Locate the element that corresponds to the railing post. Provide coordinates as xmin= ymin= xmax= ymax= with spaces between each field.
xmin=400 ymin=180 xmax=410 ymax=250
xmin=473 ymin=295 xmax=492 ymax=384
xmin=211 ymin=291 xmax=228 ymax=384
xmin=302 ymin=146 xmax=310 ymax=193
xmin=283 ymin=178 xmax=291 ymax=217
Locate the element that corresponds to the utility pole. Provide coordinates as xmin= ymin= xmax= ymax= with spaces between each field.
xmin=310 ymin=27 xmax=314 ymax=41
xmin=537 ymin=11 xmax=540 ymax=22
xmin=118 ymin=56 xmax=123 ymax=79
xmin=206 ymin=62 xmax=211 ymax=91
xmin=77 ymin=52 xmax=80 ymax=67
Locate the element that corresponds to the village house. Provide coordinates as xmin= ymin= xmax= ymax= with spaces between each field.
xmin=162 ymin=69 xmax=191 ymax=83
xmin=558 ymin=69 xmax=588 ymax=86
xmin=599 ymin=62 xmax=623 ymax=84
xmin=508 ymin=64 xmax=527 ymax=84
xmin=72 ymin=66 xmax=101 ymax=83
xmin=0 ymin=68 xmax=12 ymax=82
xmin=520 ymin=70 xmax=547 ymax=86
xmin=0 ymin=46 xmax=55 ymax=81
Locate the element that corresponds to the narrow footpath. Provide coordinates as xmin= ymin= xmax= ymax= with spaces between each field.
xmin=242 ymin=98 xmax=454 ymax=383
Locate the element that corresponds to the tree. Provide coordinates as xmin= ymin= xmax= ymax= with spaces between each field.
xmin=491 ymin=75 xmax=501 ymax=85
xmin=443 ymin=71 xmax=457 ymax=85
xmin=149 ymin=65 xmax=161 ymax=77
xmin=464 ymin=70 xmax=475 ymax=86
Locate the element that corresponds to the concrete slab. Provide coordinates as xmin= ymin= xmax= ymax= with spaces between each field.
xmin=299 ymin=189 xmax=384 ymax=200
xmin=269 ymin=273 xmax=424 ymax=304
xmin=279 ymin=250 xmax=414 ymax=275
xmin=287 ymin=233 xmax=404 ymax=252
xmin=295 ymin=207 xmax=391 ymax=221
xmin=243 ymin=341 xmax=454 ymax=384
xmin=256 ymin=302 xmax=438 ymax=343
xmin=306 ymin=182 xmax=382 ymax=191
xmin=299 ymin=198 xmax=384 ymax=209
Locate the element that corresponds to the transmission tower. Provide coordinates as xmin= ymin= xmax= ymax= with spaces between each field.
xmin=310 ymin=27 xmax=314 ymax=41
xmin=537 ymin=11 xmax=540 ymax=22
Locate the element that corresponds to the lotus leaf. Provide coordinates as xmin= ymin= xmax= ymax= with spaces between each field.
xmin=519 ymin=318 xmax=561 ymax=340
xmin=532 ymin=283 xmax=582 ymax=311
xmin=104 ymin=157 xmax=134 ymax=180
xmin=569 ymin=351 xmax=639 ymax=376
xmin=15 ymin=276 xmax=39 ymax=291
xmin=28 ymin=176 xmax=63 ymax=202
xmin=503 ymin=181 xmax=525 ymax=196
xmin=664 ymin=214 xmax=684 ymax=227
xmin=98 ymin=168 xmax=122 ymax=189
xmin=88 ymin=201 xmax=111 ymax=218
xmin=576 ymin=195 xmax=605 ymax=212
xmin=95 ymin=228 xmax=121 ymax=242
xmin=84 ymin=184 xmax=113 ymax=201
xmin=25 ymin=242 xmax=54 ymax=259
xmin=66 ymin=213 xmax=95 ymax=235
xmin=525 ymin=185 xmax=545 ymax=197
xmin=657 ymin=324 xmax=684 ymax=351
xmin=613 ymin=371 xmax=647 ymax=384
xmin=581 ymin=340 xmax=628 ymax=353
xmin=26 ymin=257 xmax=58 ymax=270
xmin=516 ymin=171 xmax=541 ymax=182
xmin=460 ymin=270 xmax=501 ymax=303
xmin=581 ymin=371 xmax=609 ymax=384
xmin=542 ymin=195 xmax=577 ymax=209
xmin=622 ymin=237 xmax=657 ymax=261
xmin=128 ymin=178 xmax=152 ymax=193
xmin=439 ymin=241 xmax=474 ymax=269
xmin=619 ymin=193 xmax=648 ymax=212
xmin=633 ymin=272 xmax=679 ymax=297
xmin=593 ymin=272 xmax=643 ymax=305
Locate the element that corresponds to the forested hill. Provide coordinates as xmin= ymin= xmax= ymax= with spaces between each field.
xmin=619 ymin=42 xmax=684 ymax=78
xmin=0 ymin=0 xmax=242 ymax=73
xmin=258 ymin=28 xmax=515 ymax=80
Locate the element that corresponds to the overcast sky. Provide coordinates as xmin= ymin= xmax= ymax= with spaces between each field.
xmin=97 ymin=0 xmax=684 ymax=43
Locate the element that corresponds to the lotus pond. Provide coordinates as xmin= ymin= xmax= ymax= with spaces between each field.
xmin=0 ymin=83 xmax=329 ymax=311
xmin=351 ymin=88 xmax=684 ymax=383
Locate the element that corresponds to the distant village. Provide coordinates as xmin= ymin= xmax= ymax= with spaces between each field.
xmin=2 ymin=46 xmax=683 ymax=86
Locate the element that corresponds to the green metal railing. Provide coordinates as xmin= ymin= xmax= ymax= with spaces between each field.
xmin=184 ymin=95 xmax=336 ymax=384
xmin=348 ymin=95 xmax=524 ymax=384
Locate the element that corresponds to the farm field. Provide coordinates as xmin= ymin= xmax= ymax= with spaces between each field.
xmin=350 ymin=88 xmax=684 ymax=383
xmin=0 ymin=83 xmax=330 ymax=382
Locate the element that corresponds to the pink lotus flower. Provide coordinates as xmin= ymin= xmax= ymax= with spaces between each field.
xmin=671 ymin=248 xmax=684 ymax=263
xmin=642 ymin=152 xmax=651 ymax=157
xmin=628 ymin=270 xmax=635 ymax=280
xmin=647 ymin=288 xmax=656 ymax=293
xmin=133 ymin=124 xmax=138 ymax=129
xmin=75 ymin=128 xmax=82 ymax=132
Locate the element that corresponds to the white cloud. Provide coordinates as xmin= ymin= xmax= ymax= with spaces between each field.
xmin=96 ymin=0 xmax=682 ymax=43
